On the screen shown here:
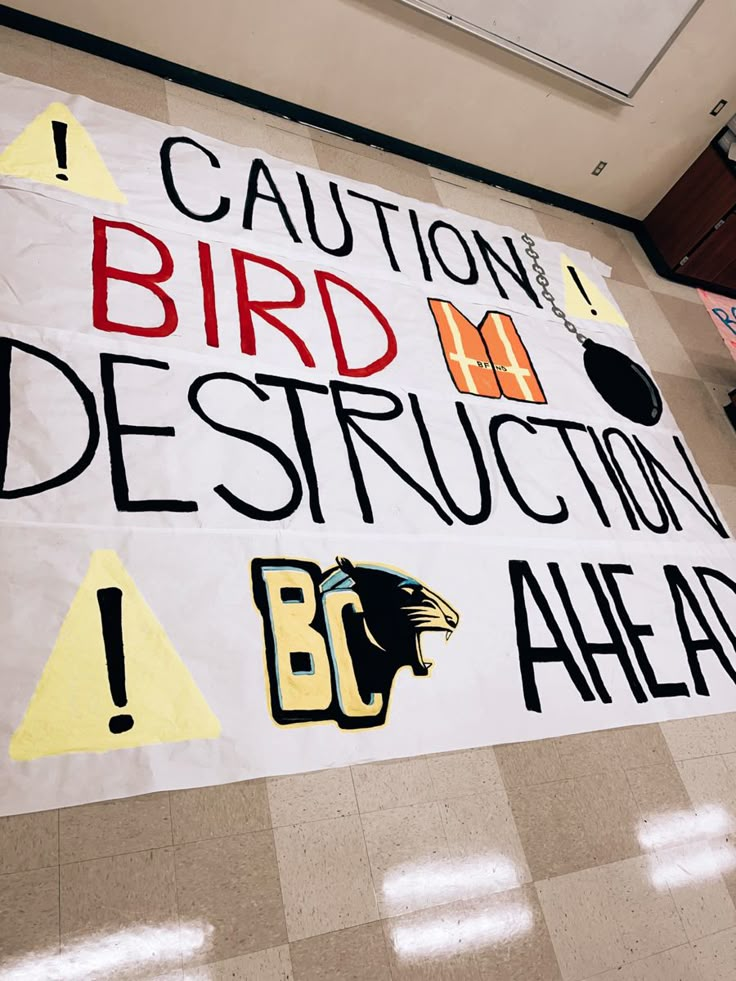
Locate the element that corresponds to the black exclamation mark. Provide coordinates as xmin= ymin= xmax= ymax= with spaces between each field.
xmin=97 ymin=587 xmax=134 ymax=734
xmin=567 ymin=265 xmax=597 ymax=316
xmin=52 ymin=120 xmax=69 ymax=182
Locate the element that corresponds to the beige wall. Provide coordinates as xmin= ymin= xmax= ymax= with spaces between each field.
xmin=4 ymin=0 xmax=736 ymax=217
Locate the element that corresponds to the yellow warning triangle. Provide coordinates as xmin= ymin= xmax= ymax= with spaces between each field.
xmin=561 ymin=253 xmax=628 ymax=328
xmin=0 ymin=101 xmax=126 ymax=203
xmin=10 ymin=550 xmax=220 ymax=761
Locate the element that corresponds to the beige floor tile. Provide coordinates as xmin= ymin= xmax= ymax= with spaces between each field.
xmin=183 ymin=944 xmax=293 ymax=980
xmin=426 ymin=747 xmax=503 ymax=798
xmin=264 ymin=123 xmax=319 ymax=168
xmin=60 ymin=849 xmax=179 ymax=978
xmin=655 ymin=294 xmax=735 ymax=370
xmin=704 ymin=378 xmax=736 ymax=414
xmin=613 ymin=229 xmax=702 ymax=305
xmin=584 ymin=943 xmax=700 ymax=981
xmin=169 ymin=781 xmax=270 ymax=844
xmin=692 ymin=925 xmax=736 ymax=981
xmin=651 ymin=838 xmax=736 ymax=940
xmin=431 ymin=179 xmax=545 ymax=237
xmin=60 ymin=793 xmax=172 ymax=863
xmin=554 ymin=729 xmax=625 ymax=777
xmin=574 ymin=770 xmax=643 ymax=866
xmin=653 ymin=372 xmax=736 ymax=485
xmin=469 ymin=884 xmax=562 ymax=981
xmin=676 ymin=757 xmax=736 ymax=832
xmin=712 ymin=835 xmax=736 ymax=908
xmin=692 ymin=353 xmax=736 ymax=389
xmin=536 ymin=213 xmax=646 ymax=288
xmin=494 ymin=738 xmax=566 ymax=788
xmin=290 ymin=922 xmax=391 ymax=980
xmin=660 ymin=716 xmax=724 ymax=760
xmin=0 ymin=865 xmax=59 ymax=962
xmin=611 ymin=725 xmax=674 ymax=769
xmin=362 ymin=802 xmax=451 ymax=916
xmin=175 ymin=832 xmax=287 ymax=963
xmin=710 ymin=485 xmax=736 ymax=537
xmin=274 ymin=815 xmax=377 ymax=941
xmin=439 ymin=793 xmax=531 ymax=895
xmin=267 ymin=768 xmax=357 ymax=826
xmin=0 ymin=25 xmax=57 ymax=87
xmin=511 ymin=766 xmax=641 ymax=876
xmin=166 ymin=83 xmax=269 ymax=147
xmin=539 ymin=858 xmax=685 ymax=979
xmin=626 ymin=763 xmax=693 ymax=849
xmin=382 ymin=901 xmax=481 ymax=979
xmin=536 ymin=865 xmax=627 ymax=981
xmin=312 ymin=141 xmax=440 ymax=204
xmin=427 ymin=165 xmax=468 ymax=184
xmin=532 ymin=201 xmax=598 ymax=228
xmin=607 ymin=282 xmax=699 ymax=378
xmin=50 ymin=45 xmax=169 ymax=122
xmin=352 ymin=757 xmax=434 ymax=813
xmin=0 ymin=809 xmax=58 ymax=874
xmin=600 ymin=856 xmax=686 ymax=962
xmin=506 ymin=780 xmax=596 ymax=879
xmin=708 ymin=714 xmax=736 ymax=755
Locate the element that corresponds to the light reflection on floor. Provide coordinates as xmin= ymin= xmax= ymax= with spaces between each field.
xmin=387 ymin=902 xmax=534 ymax=959
xmin=0 ymin=921 xmax=211 ymax=981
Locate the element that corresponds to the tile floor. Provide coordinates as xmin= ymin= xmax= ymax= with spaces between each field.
xmin=1 ymin=24 xmax=736 ymax=981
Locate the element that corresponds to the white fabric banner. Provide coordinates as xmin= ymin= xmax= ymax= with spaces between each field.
xmin=0 ymin=72 xmax=734 ymax=816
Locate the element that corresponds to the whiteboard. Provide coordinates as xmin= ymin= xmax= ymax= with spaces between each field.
xmin=398 ymin=0 xmax=702 ymax=100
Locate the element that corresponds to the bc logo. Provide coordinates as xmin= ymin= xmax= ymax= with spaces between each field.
xmin=251 ymin=557 xmax=459 ymax=729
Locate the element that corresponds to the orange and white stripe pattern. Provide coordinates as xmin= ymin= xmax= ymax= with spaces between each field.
xmin=428 ymin=299 xmax=500 ymax=398
xmin=480 ymin=311 xmax=546 ymax=404
xmin=428 ymin=300 xmax=545 ymax=404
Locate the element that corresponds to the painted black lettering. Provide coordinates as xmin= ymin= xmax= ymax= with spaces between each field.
xmin=159 ymin=136 xmax=230 ymax=222
xmin=665 ymin=565 xmax=736 ymax=694
xmin=489 ymin=415 xmax=568 ymax=523
xmin=409 ymin=394 xmax=491 ymax=524
xmin=549 ymin=563 xmax=647 ymax=703
xmin=243 ymin=159 xmax=301 ymax=242
xmin=188 ymin=371 xmax=301 ymax=520
xmin=472 ymin=233 xmax=541 ymax=307
xmin=100 ymin=354 xmax=197 ymax=513
xmin=330 ymin=380 xmax=451 ymax=525
xmin=601 ymin=564 xmax=689 ymax=697
xmin=428 ymin=220 xmax=479 ymax=284
xmin=0 ymin=338 xmax=99 ymax=498
xmin=346 ymin=190 xmax=401 ymax=271
xmin=510 ymin=559 xmax=596 ymax=713
xmin=297 ymin=173 xmax=353 ymax=257
xmin=255 ymin=373 xmax=329 ymax=523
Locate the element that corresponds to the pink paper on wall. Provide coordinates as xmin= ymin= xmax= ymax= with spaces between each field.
xmin=698 ymin=288 xmax=736 ymax=362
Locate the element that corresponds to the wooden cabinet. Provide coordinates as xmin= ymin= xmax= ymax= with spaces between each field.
xmin=680 ymin=212 xmax=736 ymax=290
xmin=644 ymin=144 xmax=736 ymax=292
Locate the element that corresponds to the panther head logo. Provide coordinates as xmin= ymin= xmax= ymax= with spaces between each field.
xmin=252 ymin=555 xmax=459 ymax=728
xmin=321 ymin=557 xmax=459 ymax=710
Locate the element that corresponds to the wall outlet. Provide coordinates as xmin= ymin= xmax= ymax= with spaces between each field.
xmin=592 ymin=161 xmax=608 ymax=176
xmin=711 ymin=99 xmax=728 ymax=116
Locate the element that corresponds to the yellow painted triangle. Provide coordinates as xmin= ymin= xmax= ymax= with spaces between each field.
xmin=561 ymin=253 xmax=628 ymax=328
xmin=9 ymin=550 xmax=220 ymax=761
xmin=0 ymin=101 xmax=126 ymax=203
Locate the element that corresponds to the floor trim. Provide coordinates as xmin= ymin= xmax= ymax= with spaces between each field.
xmin=2 ymin=3 xmax=736 ymax=301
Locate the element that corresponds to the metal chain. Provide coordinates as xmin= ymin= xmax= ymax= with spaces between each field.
xmin=520 ymin=232 xmax=588 ymax=345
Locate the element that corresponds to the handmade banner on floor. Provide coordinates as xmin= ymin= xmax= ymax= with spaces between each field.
xmin=0 ymin=72 xmax=734 ymax=816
